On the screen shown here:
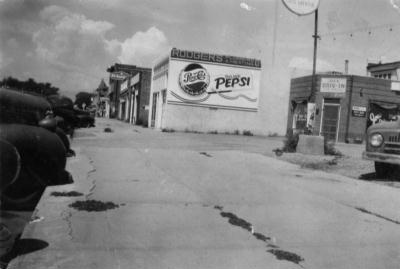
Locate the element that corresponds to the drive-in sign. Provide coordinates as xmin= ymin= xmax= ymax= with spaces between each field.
xmin=282 ymin=0 xmax=319 ymax=16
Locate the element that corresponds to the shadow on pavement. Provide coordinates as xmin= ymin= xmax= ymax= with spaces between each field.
xmin=359 ymin=172 xmax=400 ymax=181
xmin=0 ymin=238 xmax=49 ymax=267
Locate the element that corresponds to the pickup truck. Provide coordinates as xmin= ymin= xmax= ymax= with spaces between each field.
xmin=362 ymin=118 xmax=400 ymax=178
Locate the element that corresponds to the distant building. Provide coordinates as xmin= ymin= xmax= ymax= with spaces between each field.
xmin=149 ymin=48 xmax=262 ymax=133
xmin=287 ymin=72 xmax=400 ymax=143
xmin=367 ymin=61 xmax=400 ymax=80
xmin=93 ymin=79 xmax=109 ymax=118
xmin=106 ymin=63 xmax=152 ymax=125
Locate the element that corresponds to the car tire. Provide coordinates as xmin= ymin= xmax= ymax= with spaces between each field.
xmin=375 ymin=162 xmax=392 ymax=178
xmin=1 ymin=166 xmax=46 ymax=211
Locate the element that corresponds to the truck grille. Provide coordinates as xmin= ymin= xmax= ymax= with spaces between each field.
xmin=388 ymin=134 xmax=400 ymax=142
xmin=384 ymin=142 xmax=400 ymax=154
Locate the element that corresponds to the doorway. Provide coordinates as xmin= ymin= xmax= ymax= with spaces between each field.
xmin=320 ymin=99 xmax=341 ymax=141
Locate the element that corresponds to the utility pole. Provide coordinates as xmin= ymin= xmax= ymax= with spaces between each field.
xmin=310 ymin=9 xmax=319 ymax=102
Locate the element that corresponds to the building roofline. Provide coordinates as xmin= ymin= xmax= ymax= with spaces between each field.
xmin=367 ymin=61 xmax=400 ymax=70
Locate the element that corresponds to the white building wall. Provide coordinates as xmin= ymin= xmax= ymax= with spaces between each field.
xmin=164 ymin=104 xmax=258 ymax=133
xmin=150 ymin=50 xmax=269 ymax=135
xmin=149 ymin=56 xmax=169 ymax=129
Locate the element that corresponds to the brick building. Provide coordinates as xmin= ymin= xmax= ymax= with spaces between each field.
xmin=287 ymin=73 xmax=400 ymax=143
xmin=106 ymin=63 xmax=152 ymax=126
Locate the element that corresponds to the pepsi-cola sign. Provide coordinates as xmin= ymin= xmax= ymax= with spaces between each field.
xmin=178 ymin=63 xmax=210 ymax=96
xmin=168 ymin=50 xmax=261 ymax=111
xmin=213 ymin=74 xmax=252 ymax=92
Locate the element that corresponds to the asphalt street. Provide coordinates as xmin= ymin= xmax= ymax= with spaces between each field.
xmin=7 ymin=118 xmax=400 ymax=269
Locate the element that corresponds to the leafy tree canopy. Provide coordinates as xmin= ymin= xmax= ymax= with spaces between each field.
xmin=75 ymin=91 xmax=94 ymax=109
xmin=0 ymin=76 xmax=60 ymax=96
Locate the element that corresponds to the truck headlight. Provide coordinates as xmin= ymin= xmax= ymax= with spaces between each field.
xmin=370 ymin=133 xmax=383 ymax=147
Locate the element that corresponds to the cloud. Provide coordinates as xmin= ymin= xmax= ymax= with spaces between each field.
xmin=391 ymin=0 xmax=400 ymax=9
xmin=33 ymin=6 xmax=116 ymax=68
xmin=118 ymin=26 xmax=169 ymax=66
xmin=240 ymin=2 xmax=255 ymax=11
xmin=35 ymin=6 xmax=168 ymax=69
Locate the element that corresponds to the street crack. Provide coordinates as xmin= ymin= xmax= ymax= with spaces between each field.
xmin=215 ymin=206 xmax=305 ymax=267
xmin=220 ymin=211 xmax=253 ymax=232
xmin=51 ymin=191 xmax=83 ymax=197
xmin=199 ymin=152 xmax=212 ymax=157
xmin=355 ymin=207 xmax=400 ymax=225
xmin=267 ymin=249 xmax=305 ymax=264
xmin=85 ymin=157 xmax=97 ymax=199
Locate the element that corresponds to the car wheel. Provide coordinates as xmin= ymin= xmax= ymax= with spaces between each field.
xmin=1 ymin=166 xmax=47 ymax=211
xmin=375 ymin=162 xmax=392 ymax=178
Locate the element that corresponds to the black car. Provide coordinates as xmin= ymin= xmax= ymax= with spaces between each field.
xmin=0 ymin=88 xmax=73 ymax=210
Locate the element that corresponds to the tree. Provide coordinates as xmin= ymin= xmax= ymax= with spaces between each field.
xmin=75 ymin=92 xmax=94 ymax=109
xmin=0 ymin=76 xmax=59 ymax=96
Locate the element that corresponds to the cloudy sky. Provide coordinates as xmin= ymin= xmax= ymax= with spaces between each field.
xmin=1 ymin=0 xmax=400 ymax=132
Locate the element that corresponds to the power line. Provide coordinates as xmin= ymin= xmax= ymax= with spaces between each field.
xmin=320 ymin=22 xmax=399 ymax=37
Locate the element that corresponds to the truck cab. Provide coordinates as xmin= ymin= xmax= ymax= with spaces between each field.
xmin=362 ymin=117 xmax=400 ymax=178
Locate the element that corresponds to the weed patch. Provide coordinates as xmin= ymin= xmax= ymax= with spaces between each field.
xmin=69 ymin=200 xmax=119 ymax=212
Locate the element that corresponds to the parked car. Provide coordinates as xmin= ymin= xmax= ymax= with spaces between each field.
xmin=47 ymin=95 xmax=79 ymax=136
xmin=362 ymin=117 xmax=400 ymax=178
xmin=0 ymin=88 xmax=73 ymax=210
xmin=74 ymin=107 xmax=95 ymax=128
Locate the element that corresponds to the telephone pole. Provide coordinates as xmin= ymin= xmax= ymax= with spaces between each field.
xmin=310 ymin=9 xmax=319 ymax=102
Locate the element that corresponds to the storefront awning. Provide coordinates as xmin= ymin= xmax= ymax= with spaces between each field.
xmin=370 ymin=101 xmax=399 ymax=110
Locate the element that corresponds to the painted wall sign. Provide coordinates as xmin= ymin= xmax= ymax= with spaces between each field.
xmin=110 ymin=71 xmax=129 ymax=81
xmin=178 ymin=63 xmax=210 ymax=96
xmin=320 ymin=78 xmax=347 ymax=93
xmin=169 ymin=53 xmax=261 ymax=111
xmin=211 ymin=73 xmax=252 ymax=93
xmin=352 ymin=106 xmax=366 ymax=117
xmin=282 ymin=0 xmax=320 ymax=16
xmin=171 ymin=48 xmax=261 ymax=69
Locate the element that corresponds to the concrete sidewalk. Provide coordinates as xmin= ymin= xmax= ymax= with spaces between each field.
xmin=6 ymin=119 xmax=400 ymax=269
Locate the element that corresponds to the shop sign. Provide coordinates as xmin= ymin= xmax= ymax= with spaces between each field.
xmin=120 ymin=80 xmax=128 ymax=91
xmin=171 ymin=48 xmax=261 ymax=69
xmin=282 ymin=0 xmax=320 ymax=16
xmin=391 ymin=81 xmax=400 ymax=91
xmin=131 ymin=73 xmax=140 ymax=85
xmin=320 ymin=78 xmax=346 ymax=93
xmin=110 ymin=71 xmax=129 ymax=81
xmin=210 ymin=74 xmax=252 ymax=93
xmin=352 ymin=106 xmax=366 ymax=117
xmin=169 ymin=56 xmax=261 ymax=111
